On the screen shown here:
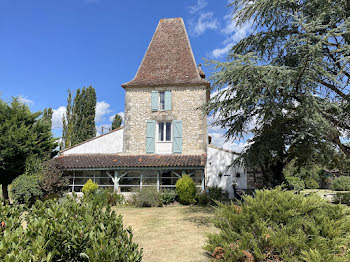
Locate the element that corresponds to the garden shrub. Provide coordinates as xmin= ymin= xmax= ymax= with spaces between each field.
xmin=334 ymin=192 xmax=350 ymax=206
xmin=82 ymin=179 xmax=98 ymax=195
xmin=40 ymin=160 xmax=69 ymax=197
xmin=85 ymin=188 xmax=125 ymax=207
xmin=196 ymin=192 xmax=209 ymax=206
xmin=160 ymin=189 xmax=177 ymax=205
xmin=205 ymin=187 xmax=350 ymax=262
xmin=285 ymin=176 xmax=305 ymax=191
xmin=11 ymin=174 xmax=43 ymax=204
xmin=331 ymin=176 xmax=350 ymax=191
xmin=207 ymin=186 xmax=227 ymax=202
xmin=131 ymin=187 xmax=161 ymax=207
xmin=176 ymin=175 xmax=196 ymax=205
xmin=0 ymin=197 xmax=143 ymax=261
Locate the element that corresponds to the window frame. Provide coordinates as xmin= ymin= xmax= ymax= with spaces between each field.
xmin=157 ymin=121 xmax=172 ymax=143
xmin=159 ymin=91 xmax=165 ymax=111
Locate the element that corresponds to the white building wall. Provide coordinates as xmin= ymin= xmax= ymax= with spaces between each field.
xmin=206 ymin=145 xmax=247 ymax=198
xmin=62 ymin=128 xmax=124 ymax=155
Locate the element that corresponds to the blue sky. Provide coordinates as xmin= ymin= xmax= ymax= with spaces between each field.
xmin=0 ymin=0 xmax=252 ymax=152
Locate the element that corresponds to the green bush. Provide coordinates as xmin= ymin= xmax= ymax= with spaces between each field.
xmin=160 ymin=190 xmax=177 ymax=205
xmin=331 ymin=176 xmax=350 ymax=191
xmin=305 ymin=177 xmax=320 ymax=189
xmin=11 ymin=175 xmax=43 ymax=204
xmin=82 ymin=179 xmax=98 ymax=195
xmin=85 ymin=188 xmax=125 ymax=207
xmin=205 ymin=187 xmax=350 ymax=261
xmin=334 ymin=192 xmax=350 ymax=206
xmin=176 ymin=175 xmax=196 ymax=205
xmin=196 ymin=192 xmax=209 ymax=206
xmin=285 ymin=176 xmax=305 ymax=191
xmin=131 ymin=187 xmax=161 ymax=207
xmin=0 ymin=197 xmax=143 ymax=261
xmin=207 ymin=186 xmax=228 ymax=202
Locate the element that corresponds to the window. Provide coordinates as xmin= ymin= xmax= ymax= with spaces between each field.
xmin=158 ymin=122 xmax=171 ymax=142
xmin=159 ymin=92 xmax=165 ymax=110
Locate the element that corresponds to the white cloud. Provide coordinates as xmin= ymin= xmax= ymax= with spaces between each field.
xmin=52 ymin=106 xmax=66 ymax=129
xmin=192 ymin=12 xmax=218 ymax=36
xmin=189 ymin=0 xmax=208 ymax=14
xmin=95 ymin=101 xmax=111 ymax=123
xmin=18 ymin=96 xmax=33 ymax=105
xmin=211 ymin=15 xmax=252 ymax=58
xmin=209 ymin=132 xmax=249 ymax=153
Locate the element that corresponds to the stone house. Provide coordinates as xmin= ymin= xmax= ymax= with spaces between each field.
xmin=56 ymin=18 xmax=249 ymax=197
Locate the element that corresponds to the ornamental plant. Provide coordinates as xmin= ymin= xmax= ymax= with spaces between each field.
xmin=176 ymin=175 xmax=196 ymax=205
xmin=331 ymin=176 xmax=350 ymax=191
xmin=0 ymin=197 xmax=142 ymax=261
xmin=82 ymin=179 xmax=98 ymax=195
xmin=205 ymin=187 xmax=350 ymax=261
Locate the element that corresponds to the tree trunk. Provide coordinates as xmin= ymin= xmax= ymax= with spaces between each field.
xmin=2 ymin=183 xmax=9 ymax=204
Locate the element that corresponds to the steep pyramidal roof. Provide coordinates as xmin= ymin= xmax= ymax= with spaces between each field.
xmin=122 ymin=18 xmax=209 ymax=87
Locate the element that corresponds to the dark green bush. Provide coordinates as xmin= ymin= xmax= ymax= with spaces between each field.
xmin=285 ymin=176 xmax=305 ymax=191
xmin=331 ymin=176 xmax=350 ymax=191
xmin=160 ymin=190 xmax=177 ymax=205
xmin=196 ymin=192 xmax=209 ymax=206
xmin=131 ymin=187 xmax=161 ymax=207
xmin=207 ymin=186 xmax=228 ymax=202
xmin=11 ymin=175 xmax=43 ymax=204
xmin=40 ymin=160 xmax=69 ymax=197
xmin=176 ymin=175 xmax=196 ymax=205
xmin=305 ymin=177 xmax=320 ymax=189
xmin=334 ymin=192 xmax=350 ymax=206
xmin=0 ymin=197 xmax=143 ymax=261
xmin=205 ymin=187 xmax=350 ymax=261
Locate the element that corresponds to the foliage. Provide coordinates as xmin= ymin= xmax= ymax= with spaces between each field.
xmin=205 ymin=187 xmax=350 ymax=261
xmin=0 ymin=197 xmax=143 ymax=261
xmin=331 ymin=176 xmax=350 ymax=191
xmin=82 ymin=179 xmax=98 ymax=195
xmin=160 ymin=190 xmax=177 ymax=205
xmin=206 ymin=0 xmax=350 ymax=186
xmin=40 ymin=160 xmax=69 ymax=197
xmin=11 ymin=175 xmax=43 ymax=204
xmin=112 ymin=114 xmax=123 ymax=130
xmin=84 ymin=188 xmax=125 ymax=207
xmin=334 ymin=192 xmax=350 ymax=206
xmin=131 ymin=187 xmax=161 ymax=207
xmin=283 ymin=159 xmax=321 ymax=189
xmin=284 ymin=176 xmax=305 ymax=191
xmin=61 ymin=86 xmax=96 ymax=149
xmin=176 ymin=175 xmax=196 ymax=205
xmin=196 ymin=192 xmax=210 ymax=206
xmin=0 ymin=98 xmax=57 ymax=201
xmin=207 ymin=186 xmax=228 ymax=202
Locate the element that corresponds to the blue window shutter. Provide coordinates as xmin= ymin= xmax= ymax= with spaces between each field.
xmin=146 ymin=120 xmax=156 ymax=153
xmin=151 ymin=91 xmax=159 ymax=111
xmin=164 ymin=91 xmax=172 ymax=110
xmin=173 ymin=120 xmax=182 ymax=154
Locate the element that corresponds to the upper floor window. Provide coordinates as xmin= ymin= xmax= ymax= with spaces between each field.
xmin=159 ymin=92 xmax=165 ymax=110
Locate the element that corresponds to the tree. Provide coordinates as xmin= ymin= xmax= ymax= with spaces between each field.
xmin=61 ymin=86 xmax=96 ymax=150
xmin=206 ymin=0 xmax=350 ymax=186
xmin=0 ymin=98 xmax=57 ymax=202
xmin=112 ymin=114 xmax=122 ymax=130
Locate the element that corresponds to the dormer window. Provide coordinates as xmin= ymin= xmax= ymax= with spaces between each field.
xmin=159 ymin=92 xmax=165 ymax=110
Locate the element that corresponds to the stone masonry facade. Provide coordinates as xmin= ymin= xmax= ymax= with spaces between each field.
xmin=123 ymin=85 xmax=208 ymax=155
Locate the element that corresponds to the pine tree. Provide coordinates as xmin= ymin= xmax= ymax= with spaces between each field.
xmin=112 ymin=114 xmax=122 ymax=130
xmin=206 ymin=0 xmax=350 ymax=185
xmin=0 ymin=98 xmax=57 ymax=202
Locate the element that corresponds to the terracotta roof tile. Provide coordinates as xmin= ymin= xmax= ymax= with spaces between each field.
xmin=55 ymin=154 xmax=206 ymax=169
xmin=122 ymin=18 xmax=209 ymax=88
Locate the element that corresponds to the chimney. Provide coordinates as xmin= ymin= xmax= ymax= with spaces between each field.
xmin=198 ymin=64 xmax=205 ymax=79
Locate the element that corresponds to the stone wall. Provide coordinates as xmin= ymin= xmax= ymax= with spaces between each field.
xmin=123 ymin=85 xmax=208 ymax=155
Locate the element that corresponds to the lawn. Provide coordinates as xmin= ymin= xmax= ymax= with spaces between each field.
xmin=113 ymin=205 xmax=216 ymax=262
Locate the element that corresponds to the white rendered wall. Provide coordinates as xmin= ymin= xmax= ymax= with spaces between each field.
xmin=63 ymin=129 xmax=124 ymax=155
xmin=206 ymin=145 xmax=247 ymax=198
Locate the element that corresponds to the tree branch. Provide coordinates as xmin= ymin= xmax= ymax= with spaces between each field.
xmin=318 ymin=79 xmax=348 ymax=99
xmin=333 ymin=136 xmax=350 ymax=159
